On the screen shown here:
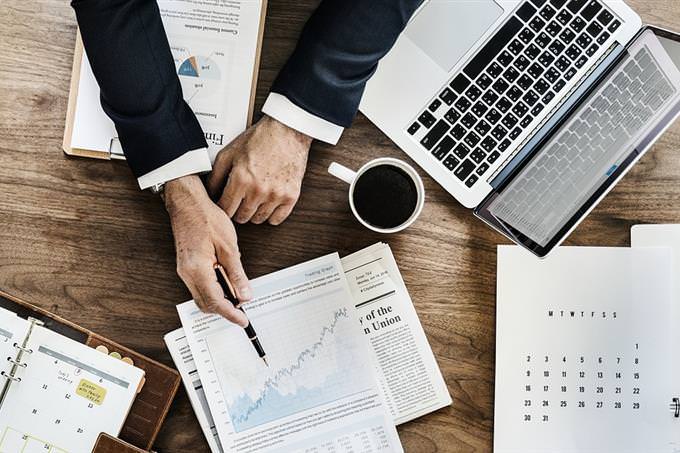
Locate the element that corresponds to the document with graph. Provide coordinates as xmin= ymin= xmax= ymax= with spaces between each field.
xmin=0 ymin=308 xmax=144 ymax=453
xmin=341 ymin=243 xmax=451 ymax=424
xmin=177 ymin=253 xmax=403 ymax=453
xmin=65 ymin=0 xmax=266 ymax=160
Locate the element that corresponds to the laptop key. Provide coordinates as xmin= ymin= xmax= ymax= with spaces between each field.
xmin=470 ymin=148 xmax=486 ymax=164
xmin=585 ymin=43 xmax=599 ymax=57
xmin=508 ymin=39 xmax=525 ymax=55
xmin=443 ymin=154 xmax=460 ymax=170
xmin=451 ymin=124 xmax=467 ymax=140
xmin=483 ymin=90 xmax=500 ymax=106
xmin=453 ymin=143 xmax=471 ymax=159
xmin=477 ymin=73 xmax=493 ymax=90
xmin=465 ymin=85 xmax=482 ymax=101
xmin=529 ymin=0 xmax=547 ymax=7
xmin=531 ymin=102 xmax=545 ymax=115
xmin=517 ymin=2 xmax=537 ymax=22
xmin=498 ymin=138 xmax=512 ymax=152
xmin=536 ymin=32 xmax=551 ymax=48
xmin=597 ymin=31 xmax=610 ymax=45
xmin=444 ymin=108 xmax=461 ymax=124
xmin=440 ymin=88 xmax=457 ymax=105
xmin=480 ymin=136 xmax=497 ymax=152
xmin=565 ymin=44 xmax=582 ymax=60
xmin=556 ymin=9 xmax=573 ymax=25
xmin=407 ymin=122 xmax=421 ymax=135
xmin=597 ymin=10 xmax=613 ymax=26
xmin=503 ymin=67 xmax=520 ymax=83
xmin=455 ymin=97 xmax=472 ymax=113
xmin=586 ymin=21 xmax=603 ymax=38
xmin=418 ymin=111 xmax=436 ymax=128
xmin=461 ymin=112 xmax=478 ymax=128
xmin=514 ymin=55 xmax=531 ymax=71
xmin=576 ymin=33 xmax=593 ymax=49
xmin=502 ymin=113 xmax=519 ymax=129
xmin=475 ymin=120 xmax=492 ymax=136
xmin=497 ymin=97 xmax=513 ymax=113
xmin=463 ymin=16 xmax=523 ymax=79
xmin=512 ymin=102 xmax=529 ymax=118
xmin=545 ymin=21 xmax=562 ymax=37
xmin=420 ymin=120 xmax=449 ymax=149
xmin=465 ymin=174 xmax=479 ymax=188
xmin=472 ymin=101 xmax=489 ymax=117
xmin=492 ymin=78 xmax=510 ymax=95
xmin=509 ymin=127 xmax=522 ymax=140
xmin=539 ymin=4 xmax=556 ymax=21
xmin=492 ymin=124 xmax=508 ymax=140
xmin=570 ymin=16 xmax=586 ymax=33
xmin=450 ymin=73 xmax=471 ymax=93
xmin=498 ymin=50 xmax=514 ymax=66
xmin=534 ymin=79 xmax=550 ymax=94
xmin=429 ymin=99 xmax=442 ymax=112
xmin=528 ymin=62 xmax=545 ymax=78
xmin=549 ymin=40 xmax=566 ymax=56
xmin=559 ymin=28 xmax=576 ymax=44
xmin=550 ymin=0 xmax=567 ymax=7
xmin=488 ymin=62 xmax=504 ymax=78
xmin=487 ymin=151 xmax=501 ymax=164
xmin=529 ymin=16 xmax=546 ymax=33
xmin=555 ymin=55 xmax=570 ymax=71
xmin=608 ymin=19 xmax=621 ymax=33
xmin=542 ymin=90 xmax=556 ymax=103
xmin=580 ymin=0 xmax=602 ymax=21
xmin=518 ymin=74 xmax=534 ymax=90
xmin=454 ymin=159 xmax=476 ymax=181
xmin=485 ymin=108 xmax=503 ymax=124
xmin=523 ymin=90 xmax=540 ymax=106
xmin=539 ymin=51 xmax=555 ymax=67
xmin=566 ymin=0 xmax=587 ymax=14
xmin=519 ymin=28 xmax=536 ymax=44
xmin=464 ymin=131 xmax=481 ymax=147
xmin=476 ymin=162 xmax=490 ymax=176
xmin=432 ymin=136 xmax=456 ymax=160
xmin=545 ymin=67 xmax=560 ymax=83
xmin=525 ymin=43 xmax=541 ymax=59
xmin=507 ymin=87 xmax=523 ymax=102
xmin=554 ymin=79 xmax=566 ymax=92
xmin=520 ymin=114 xmax=534 ymax=128
xmin=565 ymin=67 xmax=577 ymax=80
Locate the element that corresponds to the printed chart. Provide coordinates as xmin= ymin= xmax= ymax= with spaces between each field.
xmin=207 ymin=293 xmax=372 ymax=433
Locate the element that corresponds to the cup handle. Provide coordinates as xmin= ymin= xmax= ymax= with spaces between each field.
xmin=328 ymin=162 xmax=357 ymax=185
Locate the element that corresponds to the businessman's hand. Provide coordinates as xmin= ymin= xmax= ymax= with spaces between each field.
xmin=165 ymin=175 xmax=251 ymax=326
xmin=207 ymin=115 xmax=312 ymax=225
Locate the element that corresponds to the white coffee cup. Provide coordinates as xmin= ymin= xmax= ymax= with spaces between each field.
xmin=328 ymin=157 xmax=425 ymax=233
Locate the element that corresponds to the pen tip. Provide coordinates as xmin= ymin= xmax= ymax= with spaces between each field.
xmin=262 ymin=357 xmax=269 ymax=367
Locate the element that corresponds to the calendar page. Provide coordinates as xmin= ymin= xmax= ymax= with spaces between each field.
xmin=495 ymin=246 xmax=680 ymax=453
xmin=0 ymin=325 xmax=144 ymax=453
xmin=0 ymin=308 xmax=29 ymax=379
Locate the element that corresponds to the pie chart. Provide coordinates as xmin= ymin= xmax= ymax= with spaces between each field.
xmin=178 ymin=56 xmax=221 ymax=80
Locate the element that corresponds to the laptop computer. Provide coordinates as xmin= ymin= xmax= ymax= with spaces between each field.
xmin=360 ymin=0 xmax=680 ymax=257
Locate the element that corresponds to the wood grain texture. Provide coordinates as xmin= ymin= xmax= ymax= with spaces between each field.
xmin=1 ymin=1 xmax=680 ymax=451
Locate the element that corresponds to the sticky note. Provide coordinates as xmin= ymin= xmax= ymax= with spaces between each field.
xmin=76 ymin=379 xmax=106 ymax=405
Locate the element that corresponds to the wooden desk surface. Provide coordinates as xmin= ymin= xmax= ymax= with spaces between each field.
xmin=1 ymin=1 xmax=679 ymax=451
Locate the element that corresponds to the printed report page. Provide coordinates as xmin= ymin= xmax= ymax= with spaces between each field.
xmin=178 ymin=253 xmax=403 ymax=453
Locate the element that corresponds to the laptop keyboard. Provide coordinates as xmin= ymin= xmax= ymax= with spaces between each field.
xmin=407 ymin=0 xmax=622 ymax=189
xmin=488 ymin=45 xmax=677 ymax=245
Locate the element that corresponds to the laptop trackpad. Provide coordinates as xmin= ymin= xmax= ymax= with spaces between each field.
xmin=405 ymin=0 xmax=505 ymax=72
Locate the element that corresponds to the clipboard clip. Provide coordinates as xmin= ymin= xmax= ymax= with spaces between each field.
xmin=671 ymin=398 xmax=679 ymax=418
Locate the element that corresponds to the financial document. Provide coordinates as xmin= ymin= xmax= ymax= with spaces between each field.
xmin=178 ymin=254 xmax=403 ymax=453
xmin=71 ymin=0 xmax=264 ymax=159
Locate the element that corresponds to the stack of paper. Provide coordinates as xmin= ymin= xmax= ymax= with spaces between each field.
xmin=165 ymin=243 xmax=451 ymax=452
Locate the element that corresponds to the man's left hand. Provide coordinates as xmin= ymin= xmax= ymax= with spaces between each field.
xmin=207 ymin=115 xmax=312 ymax=225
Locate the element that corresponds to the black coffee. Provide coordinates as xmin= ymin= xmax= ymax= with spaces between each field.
xmin=352 ymin=164 xmax=418 ymax=229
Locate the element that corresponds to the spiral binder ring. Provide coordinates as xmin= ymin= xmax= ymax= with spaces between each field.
xmin=0 ymin=371 xmax=21 ymax=383
xmin=12 ymin=342 xmax=33 ymax=354
xmin=6 ymin=357 xmax=27 ymax=368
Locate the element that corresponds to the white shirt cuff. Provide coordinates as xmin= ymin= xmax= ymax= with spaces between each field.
xmin=137 ymin=148 xmax=212 ymax=190
xmin=262 ymin=93 xmax=344 ymax=145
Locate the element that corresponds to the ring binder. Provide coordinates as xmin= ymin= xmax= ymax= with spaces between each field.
xmin=0 ymin=317 xmax=43 ymax=407
xmin=12 ymin=343 xmax=32 ymax=354
xmin=0 ymin=371 xmax=21 ymax=382
xmin=6 ymin=357 xmax=27 ymax=368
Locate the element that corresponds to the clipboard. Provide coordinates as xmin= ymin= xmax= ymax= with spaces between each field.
xmin=0 ymin=289 xmax=181 ymax=452
xmin=63 ymin=0 xmax=268 ymax=161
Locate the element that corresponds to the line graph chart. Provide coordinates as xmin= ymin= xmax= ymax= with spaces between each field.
xmin=206 ymin=291 xmax=372 ymax=433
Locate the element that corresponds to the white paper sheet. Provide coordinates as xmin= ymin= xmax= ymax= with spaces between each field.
xmin=494 ymin=246 xmax=679 ymax=453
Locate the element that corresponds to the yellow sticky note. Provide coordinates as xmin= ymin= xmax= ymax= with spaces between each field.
xmin=76 ymin=379 xmax=106 ymax=406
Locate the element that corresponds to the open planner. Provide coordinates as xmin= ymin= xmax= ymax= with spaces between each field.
xmin=0 ymin=308 xmax=145 ymax=453
xmin=494 ymin=242 xmax=680 ymax=453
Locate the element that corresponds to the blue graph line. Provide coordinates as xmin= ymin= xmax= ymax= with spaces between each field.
xmin=230 ymin=308 xmax=349 ymax=425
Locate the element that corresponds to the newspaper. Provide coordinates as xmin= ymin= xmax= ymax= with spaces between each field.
xmin=167 ymin=243 xmax=450 ymax=450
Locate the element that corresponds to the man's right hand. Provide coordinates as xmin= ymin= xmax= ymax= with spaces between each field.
xmin=164 ymin=174 xmax=252 ymax=326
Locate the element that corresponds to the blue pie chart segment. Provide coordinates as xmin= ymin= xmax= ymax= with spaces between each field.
xmin=178 ymin=56 xmax=221 ymax=80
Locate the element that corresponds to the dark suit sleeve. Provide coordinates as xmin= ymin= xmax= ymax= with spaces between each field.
xmin=271 ymin=0 xmax=425 ymax=128
xmin=71 ymin=0 xmax=208 ymax=178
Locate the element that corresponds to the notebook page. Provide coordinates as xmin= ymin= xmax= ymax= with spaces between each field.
xmin=0 ymin=307 xmax=29 ymax=379
xmin=0 ymin=325 xmax=144 ymax=453
xmin=494 ymin=246 xmax=676 ymax=453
